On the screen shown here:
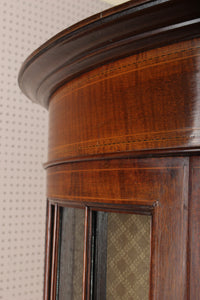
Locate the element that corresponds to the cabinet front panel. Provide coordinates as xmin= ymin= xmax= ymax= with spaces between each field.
xmin=47 ymin=156 xmax=189 ymax=300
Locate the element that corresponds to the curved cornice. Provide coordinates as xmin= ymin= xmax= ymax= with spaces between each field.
xmin=18 ymin=0 xmax=200 ymax=108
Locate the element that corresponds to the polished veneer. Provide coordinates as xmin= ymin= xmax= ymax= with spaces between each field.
xmin=48 ymin=38 xmax=200 ymax=162
xmin=18 ymin=0 xmax=200 ymax=299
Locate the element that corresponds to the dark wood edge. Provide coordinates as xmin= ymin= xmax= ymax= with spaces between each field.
xmin=82 ymin=207 xmax=92 ymax=300
xmin=187 ymin=157 xmax=194 ymax=299
xmin=44 ymin=147 xmax=200 ymax=169
xmin=44 ymin=201 xmax=53 ymax=300
xmin=50 ymin=205 xmax=57 ymax=300
xmin=149 ymin=206 xmax=157 ymax=299
xmin=183 ymin=161 xmax=192 ymax=299
xmin=86 ymin=210 xmax=93 ymax=300
xmin=18 ymin=0 xmax=200 ymax=108
xmin=90 ymin=206 xmax=153 ymax=215
xmin=55 ymin=209 xmax=62 ymax=300
xmin=50 ymin=204 xmax=60 ymax=300
xmin=187 ymin=156 xmax=200 ymax=298
xmin=149 ymin=159 xmax=189 ymax=299
xmin=18 ymin=0 xmax=152 ymax=65
xmin=48 ymin=198 xmax=156 ymax=214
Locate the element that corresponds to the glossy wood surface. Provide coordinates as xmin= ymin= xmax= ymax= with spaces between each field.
xmin=48 ymin=39 xmax=200 ymax=162
xmin=151 ymin=159 xmax=189 ymax=300
xmin=47 ymin=157 xmax=183 ymax=205
xmin=188 ymin=157 xmax=200 ymax=299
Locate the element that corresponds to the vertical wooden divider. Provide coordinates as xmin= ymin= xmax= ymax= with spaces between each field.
xmin=150 ymin=159 xmax=189 ymax=299
xmin=50 ymin=204 xmax=60 ymax=300
xmin=188 ymin=157 xmax=200 ymax=299
xmin=44 ymin=201 xmax=53 ymax=300
xmin=83 ymin=207 xmax=92 ymax=300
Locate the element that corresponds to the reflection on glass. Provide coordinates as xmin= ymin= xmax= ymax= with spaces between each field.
xmin=106 ymin=212 xmax=151 ymax=300
xmin=57 ymin=207 xmax=85 ymax=300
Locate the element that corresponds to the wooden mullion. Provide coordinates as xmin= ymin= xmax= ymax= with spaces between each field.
xmin=150 ymin=158 xmax=189 ymax=299
xmin=50 ymin=204 xmax=60 ymax=300
xmin=44 ymin=201 xmax=53 ymax=300
xmin=187 ymin=157 xmax=200 ymax=299
xmin=82 ymin=207 xmax=93 ymax=300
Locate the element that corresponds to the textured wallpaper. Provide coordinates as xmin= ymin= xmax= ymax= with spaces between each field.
xmin=0 ymin=1 xmax=110 ymax=299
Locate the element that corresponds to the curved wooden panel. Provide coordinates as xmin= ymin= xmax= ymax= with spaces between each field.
xmin=46 ymin=157 xmax=185 ymax=206
xmin=48 ymin=39 xmax=200 ymax=161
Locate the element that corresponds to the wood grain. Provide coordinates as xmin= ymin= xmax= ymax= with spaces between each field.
xmin=150 ymin=159 xmax=189 ymax=300
xmin=47 ymin=157 xmax=186 ymax=208
xmin=188 ymin=157 xmax=200 ymax=300
xmin=48 ymin=39 xmax=200 ymax=161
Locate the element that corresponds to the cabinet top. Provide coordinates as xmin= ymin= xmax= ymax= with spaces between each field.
xmin=18 ymin=0 xmax=200 ymax=108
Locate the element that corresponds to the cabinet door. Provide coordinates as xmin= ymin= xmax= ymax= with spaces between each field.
xmin=55 ymin=208 xmax=151 ymax=300
xmin=46 ymin=157 xmax=189 ymax=300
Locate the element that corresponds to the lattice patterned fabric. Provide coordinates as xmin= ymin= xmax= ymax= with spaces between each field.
xmin=106 ymin=213 xmax=151 ymax=300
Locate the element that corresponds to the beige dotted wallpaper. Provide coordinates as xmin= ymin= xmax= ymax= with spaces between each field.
xmin=0 ymin=1 xmax=111 ymax=299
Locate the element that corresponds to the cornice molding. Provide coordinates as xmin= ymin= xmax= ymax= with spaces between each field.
xmin=18 ymin=0 xmax=200 ymax=108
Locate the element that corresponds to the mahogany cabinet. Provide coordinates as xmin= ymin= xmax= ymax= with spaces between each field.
xmin=18 ymin=0 xmax=200 ymax=299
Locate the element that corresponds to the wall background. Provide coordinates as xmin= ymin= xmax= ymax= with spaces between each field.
xmin=0 ymin=1 xmax=111 ymax=299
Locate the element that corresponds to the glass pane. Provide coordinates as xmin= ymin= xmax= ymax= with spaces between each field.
xmin=106 ymin=212 xmax=151 ymax=300
xmin=57 ymin=207 xmax=85 ymax=300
